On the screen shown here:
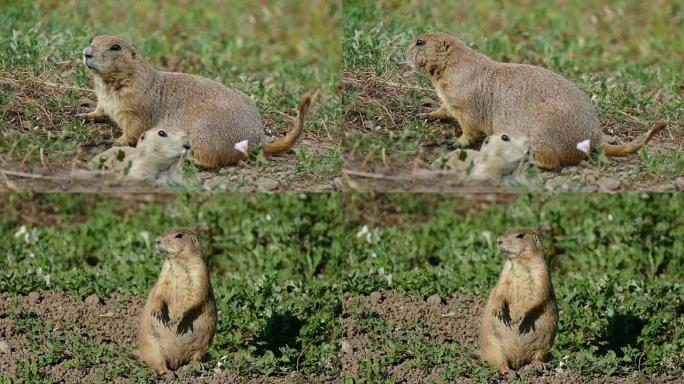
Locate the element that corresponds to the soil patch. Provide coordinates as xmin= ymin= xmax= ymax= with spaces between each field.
xmin=0 ymin=291 xmax=332 ymax=383
xmin=341 ymin=291 xmax=680 ymax=383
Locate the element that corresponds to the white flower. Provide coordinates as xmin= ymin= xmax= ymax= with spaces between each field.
xmin=576 ymin=139 xmax=591 ymax=154
xmin=357 ymin=225 xmax=381 ymax=245
xmin=356 ymin=225 xmax=369 ymax=239
xmin=36 ymin=268 xmax=50 ymax=286
xmin=234 ymin=140 xmax=249 ymax=153
xmin=266 ymin=214 xmax=272 ymax=221
xmin=14 ymin=225 xmax=27 ymax=239
xmin=14 ymin=225 xmax=38 ymax=244
xmin=140 ymin=231 xmax=150 ymax=246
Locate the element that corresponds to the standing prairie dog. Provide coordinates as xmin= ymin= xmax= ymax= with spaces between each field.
xmin=405 ymin=32 xmax=665 ymax=169
xmin=89 ymin=127 xmax=190 ymax=185
xmin=480 ymin=228 xmax=558 ymax=374
xmin=139 ymin=228 xmax=217 ymax=375
xmin=81 ymin=35 xmax=312 ymax=168
xmin=434 ymin=133 xmax=530 ymax=182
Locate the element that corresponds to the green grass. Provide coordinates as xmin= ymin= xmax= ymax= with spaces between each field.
xmin=1 ymin=193 xmax=683 ymax=382
xmin=1 ymin=194 xmax=344 ymax=381
xmin=342 ymin=0 xmax=684 ymax=182
xmin=0 ymin=0 xmax=341 ymax=181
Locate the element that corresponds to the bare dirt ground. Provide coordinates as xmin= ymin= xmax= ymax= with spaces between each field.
xmin=341 ymin=291 xmax=682 ymax=384
xmin=0 ymin=291 xmax=334 ymax=383
xmin=342 ymin=71 xmax=684 ymax=193
xmin=0 ymin=70 xmax=341 ymax=192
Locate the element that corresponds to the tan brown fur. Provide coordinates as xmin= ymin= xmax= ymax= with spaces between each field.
xmin=89 ymin=127 xmax=190 ymax=185
xmin=435 ymin=133 xmax=530 ymax=182
xmin=480 ymin=228 xmax=558 ymax=374
xmin=405 ymin=32 xmax=665 ymax=169
xmin=81 ymin=35 xmax=311 ymax=168
xmin=138 ymin=228 xmax=217 ymax=375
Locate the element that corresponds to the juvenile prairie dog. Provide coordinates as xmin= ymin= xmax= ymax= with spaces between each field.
xmin=405 ymin=32 xmax=665 ymax=169
xmin=434 ymin=133 xmax=530 ymax=182
xmin=139 ymin=228 xmax=217 ymax=374
xmin=81 ymin=35 xmax=312 ymax=168
xmin=480 ymin=228 xmax=558 ymax=374
xmin=89 ymin=127 xmax=190 ymax=185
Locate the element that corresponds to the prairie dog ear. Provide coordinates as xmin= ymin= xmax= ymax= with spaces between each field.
xmin=532 ymin=233 xmax=544 ymax=250
xmin=131 ymin=45 xmax=137 ymax=58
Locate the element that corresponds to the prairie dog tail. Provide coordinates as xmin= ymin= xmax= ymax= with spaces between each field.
xmin=603 ymin=122 xmax=666 ymax=157
xmin=263 ymin=91 xmax=315 ymax=156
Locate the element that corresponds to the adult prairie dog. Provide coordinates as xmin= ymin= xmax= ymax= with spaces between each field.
xmin=89 ymin=127 xmax=190 ymax=186
xmin=434 ymin=133 xmax=530 ymax=182
xmin=81 ymin=35 xmax=312 ymax=168
xmin=138 ymin=228 xmax=217 ymax=375
xmin=405 ymin=32 xmax=665 ymax=169
xmin=480 ymin=228 xmax=558 ymax=374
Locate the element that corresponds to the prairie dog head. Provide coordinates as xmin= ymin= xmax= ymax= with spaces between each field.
xmin=155 ymin=228 xmax=203 ymax=258
xmin=136 ymin=128 xmax=191 ymax=170
xmin=496 ymin=228 xmax=544 ymax=260
xmin=472 ymin=133 xmax=531 ymax=178
xmin=404 ymin=32 xmax=469 ymax=78
xmin=82 ymin=35 xmax=141 ymax=78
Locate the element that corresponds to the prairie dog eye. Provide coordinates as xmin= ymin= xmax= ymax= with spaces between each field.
xmin=140 ymin=134 xmax=145 ymax=140
xmin=501 ymin=134 xmax=510 ymax=142
xmin=158 ymin=130 xmax=167 ymax=138
xmin=175 ymin=233 xmax=183 ymax=239
xmin=516 ymin=233 xmax=525 ymax=238
xmin=416 ymin=39 xmax=426 ymax=46
xmin=110 ymin=44 xmax=121 ymax=51
xmin=483 ymin=138 xmax=489 ymax=145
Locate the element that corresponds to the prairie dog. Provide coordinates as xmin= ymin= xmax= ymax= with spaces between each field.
xmin=81 ymin=35 xmax=312 ymax=168
xmin=138 ymin=228 xmax=217 ymax=374
xmin=405 ymin=32 xmax=665 ymax=169
xmin=89 ymin=127 xmax=190 ymax=185
xmin=434 ymin=133 xmax=530 ymax=181
xmin=480 ymin=228 xmax=558 ymax=374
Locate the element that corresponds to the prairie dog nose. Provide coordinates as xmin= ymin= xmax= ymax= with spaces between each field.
xmin=83 ymin=46 xmax=94 ymax=58
xmin=183 ymin=143 xmax=191 ymax=150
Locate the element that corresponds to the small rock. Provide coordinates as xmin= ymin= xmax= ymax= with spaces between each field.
xmin=426 ymin=294 xmax=442 ymax=306
xmin=369 ymin=291 xmax=383 ymax=304
xmin=583 ymin=185 xmax=599 ymax=193
xmin=651 ymin=182 xmax=676 ymax=192
xmin=27 ymin=291 xmax=41 ymax=304
xmin=560 ymin=166 xmax=578 ymax=175
xmin=597 ymin=176 xmax=621 ymax=191
xmin=675 ymin=177 xmax=684 ymax=191
xmin=313 ymin=183 xmax=335 ymax=192
xmin=0 ymin=340 xmax=10 ymax=354
xmin=255 ymin=177 xmax=280 ymax=191
xmin=84 ymin=294 xmax=102 ymax=306
xmin=341 ymin=339 xmax=353 ymax=354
